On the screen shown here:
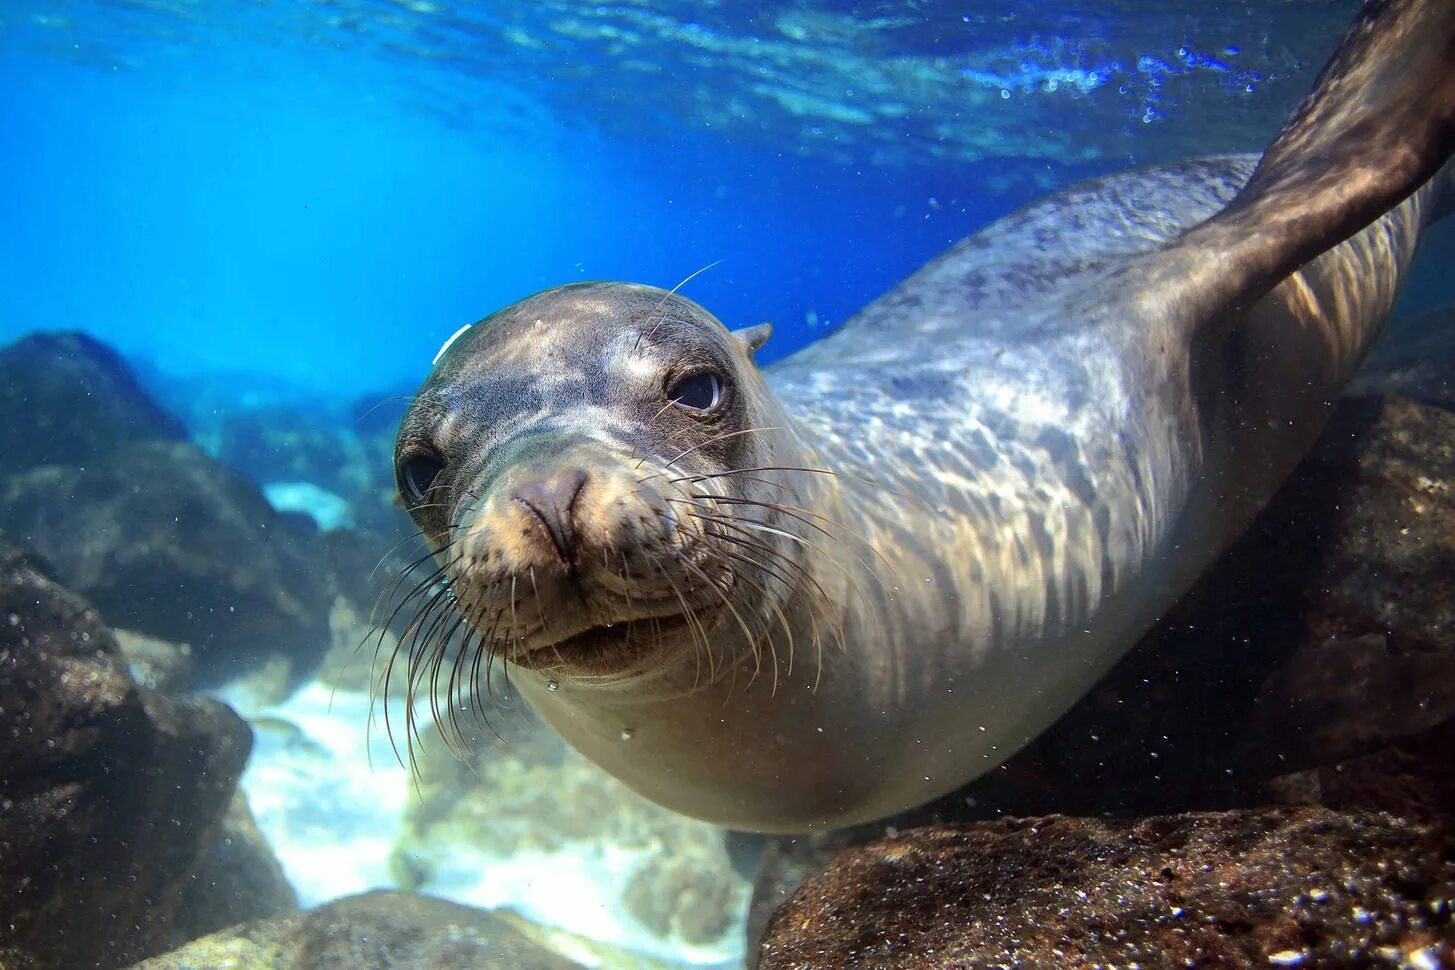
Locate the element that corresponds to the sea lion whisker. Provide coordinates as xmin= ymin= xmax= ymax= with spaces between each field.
xmin=442 ymin=626 xmax=496 ymax=775
xmin=619 ymin=553 xmax=638 ymax=645
xmin=707 ymin=473 xmax=790 ymax=493
xmin=685 ymin=512 xmax=823 ymax=596
xmin=714 ymin=516 xmax=805 ymax=546
xmin=363 ymin=539 xmax=459 ymax=641
xmin=694 ymin=492 xmax=892 ymax=599
xmin=469 ymin=604 xmax=509 ymax=724
xmin=336 ymin=538 xmax=452 ymax=717
xmin=366 ymin=529 xmax=430 ymax=583
xmin=368 ymin=552 xmax=462 ymax=747
xmin=427 ymin=610 xmax=476 ymax=763
xmin=674 ymin=493 xmax=838 ymax=545
xmin=453 ymin=605 xmax=508 ymax=751
xmin=634 ymin=259 xmax=724 ymax=353
xmin=402 ymin=587 xmax=467 ymax=757
xmin=437 ymin=588 xmax=498 ymax=750
xmin=669 ymin=464 xmax=842 ymax=484
xmin=656 ymin=560 xmax=719 ymax=688
xmin=705 ymin=523 xmax=846 ymax=661
xmin=706 ymin=546 xmax=802 ymax=682
xmin=658 ymin=426 xmax=783 ymax=474
xmin=703 ymin=509 xmax=855 ymax=587
xmin=697 ymin=517 xmax=849 ymax=658
xmin=675 ymin=550 xmax=776 ymax=693
xmin=681 ymin=463 xmax=902 ymax=504
xmin=355 ymin=393 xmax=424 ymax=425
xmin=379 ymin=582 xmax=457 ymax=774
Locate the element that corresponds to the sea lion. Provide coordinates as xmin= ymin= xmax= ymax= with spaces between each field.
xmin=388 ymin=0 xmax=1455 ymax=832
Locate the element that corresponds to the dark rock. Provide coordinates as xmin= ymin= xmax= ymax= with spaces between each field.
xmin=134 ymin=890 xmax=582 ymax=969
xmin=319 ymin=516 xmax=424 ymax=624
xmin=0 ymin=331 xmax=188 ymax=475
xmin=212 ymin=404 xmax=403 ymax=536
xmin=1235 ymin=394 xmax=1455 ymax=822
xmin=114 ymin=628 xmax=195 ymax=693
xmin=756 ymin=808 xmax=1455 ymax=969
xmin=0 ymin=540 xmax=252 ymax=969
xmin=172 ymin=792 xmax=300 ymax=945
xmin=1267 ymin=715 xmax=1455 ymax=823
xmin=0 ymin=440 xmax=337 ymax=686
xmin=216 ymin=407 xmax=369 ymax=498
xmin=1246 ymin=633 xmax=1455 ymax=778
xmin=1352 ymin=303 xmax=1455 ymax=410
xmin=1291 ymin=395 xmax=1455 ymax=653
xmin=748 ymin=829 xmax=868 ymax=959
xmin=623 ymin=853 xmax=737 ymax=946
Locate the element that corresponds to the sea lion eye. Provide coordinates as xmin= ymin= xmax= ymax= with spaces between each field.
xmin=667 ymin=371 xmax=725 ymax=412
xmin=398 ymin=451 xmax=445 ymax=505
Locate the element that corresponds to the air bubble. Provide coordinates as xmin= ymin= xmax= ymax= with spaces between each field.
xmin=619 ymin=727 xmax=634 ymax=741
xmin=545 ymin=680 xmax=559 ymax=692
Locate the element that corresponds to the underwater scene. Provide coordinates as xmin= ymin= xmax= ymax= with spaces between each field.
xmin=2 ymin=0 xmax=1454 ymax=967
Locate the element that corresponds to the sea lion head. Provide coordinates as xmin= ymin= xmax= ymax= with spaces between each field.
xmin=393 ymin=281 xmax=801 ymax=686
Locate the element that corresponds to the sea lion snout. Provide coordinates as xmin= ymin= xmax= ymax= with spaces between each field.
xmin=441 ymin=439 xmax=730 ymax=672
xmin=510 ymin=467 xmax=589 ymax=566
xmin=461 ymin=440 xmax=685 ymax=575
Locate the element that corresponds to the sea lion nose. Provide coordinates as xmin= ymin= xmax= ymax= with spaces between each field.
xmin=512 ymin=468 xmax=589 ymax=564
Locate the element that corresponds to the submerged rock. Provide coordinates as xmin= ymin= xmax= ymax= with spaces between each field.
xmin=114 ymin=627 xmax=195 ymax=692
xmin=755 ymin=808 xmax=1454 ymax=969
xmin=0 ymin=440 xmax=336 ymax=687
xmin=1238 ymin=394 xmax=1455 ymax=822
xmin=1352 ymin=303 xmax=1455 ymax=411
xmin=132 ymin=890 xmax=582 ymax=970
xmin=0 ymin=539 xmax=254 ymax=969
xmin=172 ymin=791 xmax=301 ymax=945
xmin=213 ymin=401 xmax=405 ymax=537
xmin=0 ymin=331 xmax=187 ymax=474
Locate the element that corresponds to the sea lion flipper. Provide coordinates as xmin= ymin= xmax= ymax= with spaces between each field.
xmin=1157 ymin=0 xmax=1455 ymax=330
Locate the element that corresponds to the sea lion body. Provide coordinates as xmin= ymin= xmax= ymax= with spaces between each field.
xmin=392 ymin=0 xmax=1455 ymax=832
xmin=516 ymin=161 xmax=1444 ymax=831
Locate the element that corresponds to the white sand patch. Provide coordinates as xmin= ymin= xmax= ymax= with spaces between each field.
xmin=223 ymin=683 xmax=410 ymax=906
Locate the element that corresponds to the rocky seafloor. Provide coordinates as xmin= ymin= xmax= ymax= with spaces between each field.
xmin=1 ymin=303 xmax=1453 ymax=968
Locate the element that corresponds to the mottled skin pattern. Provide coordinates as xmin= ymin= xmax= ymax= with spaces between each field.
xmin=394 ymin=0 xmax=1454 ymax=832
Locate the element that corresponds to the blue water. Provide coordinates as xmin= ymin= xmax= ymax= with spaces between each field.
xmin=0 ymin=0 xmax=1372 ymax=401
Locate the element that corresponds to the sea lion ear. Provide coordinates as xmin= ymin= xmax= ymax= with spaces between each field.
xmin=731 ymin=322 xmax=773 ymax=355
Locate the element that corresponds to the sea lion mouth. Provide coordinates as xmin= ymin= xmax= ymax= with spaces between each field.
xmin=512 ymin=609 xmax=708 ymax=673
